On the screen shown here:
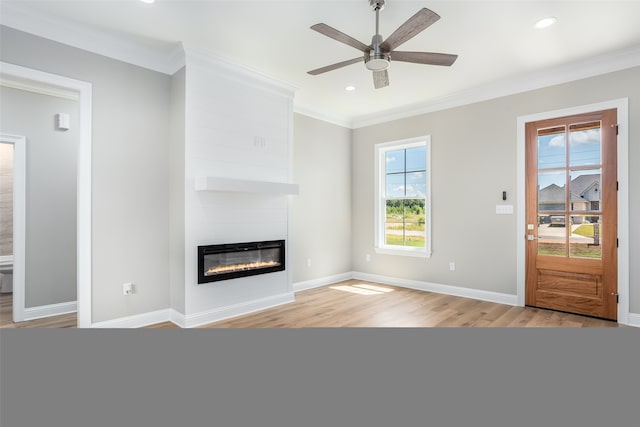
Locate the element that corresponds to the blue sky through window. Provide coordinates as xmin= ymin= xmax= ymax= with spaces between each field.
xmin=537 ymin=128 xmax=601 ymax=189
xmin=385 ymin=146 xmax=427 ymax=198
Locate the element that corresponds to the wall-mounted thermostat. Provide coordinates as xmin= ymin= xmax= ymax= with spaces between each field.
xmin=56 ymin=113 xmax=70 ymax=131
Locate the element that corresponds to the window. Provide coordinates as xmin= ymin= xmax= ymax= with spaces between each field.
xmin=375 ymin=136 xmax=431 ymax=257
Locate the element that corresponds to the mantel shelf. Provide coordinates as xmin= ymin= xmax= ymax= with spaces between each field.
xmin=194 ymin=176 xmax=299 ymax=195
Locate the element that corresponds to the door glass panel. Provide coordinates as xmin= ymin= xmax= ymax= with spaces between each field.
xmin=569 ymin=121 xmax=601 ymax=167
xmin=537 ymin=126 xmax=566 ymax=169
xmin=570 ymin=215 xmax=602 ymax=259
xmin=538 ymin=171 xmax=566 ymax=211
xmin=570 ymin=169 xmax=601 ymax=212
xmin=538 ymin=214 xmax=567 ymax=256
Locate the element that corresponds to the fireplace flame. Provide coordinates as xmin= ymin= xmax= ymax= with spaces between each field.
xmin=205 ymin=260 xmax=280 ymax=276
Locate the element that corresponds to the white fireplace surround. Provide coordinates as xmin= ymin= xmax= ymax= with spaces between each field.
xmin=171 ymin=45 xmax=298 ymax=323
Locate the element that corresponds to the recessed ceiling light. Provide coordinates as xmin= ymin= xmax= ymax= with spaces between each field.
xmin=140 ymin=0 xmax=155 ymax=4
xmin=345 ymin=85 xmax=356 ymax=91
xmin=535 ymin=17 xmax=557 ymax=29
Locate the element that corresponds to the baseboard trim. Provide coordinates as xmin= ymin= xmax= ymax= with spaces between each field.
xmin=23 ymin=300 xmax=77 ymax=321
xmin=183 ymin=292 xmax=295 ymax=328
xmin=91 ymin=309 xmax=171 ymax=329
xmin=352 ymin=271 xmax=519 ymax=306
xmin=169 ymin=309 xmax=186 ymax=328
xmin=293 ymin=272 xmax=353 ymax=293
xmin=626 ymin=313 xmax=640 ymax=328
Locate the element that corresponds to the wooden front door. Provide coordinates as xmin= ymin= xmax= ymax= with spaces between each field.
xmin=525 ymin=109 xmax=618 ymax=320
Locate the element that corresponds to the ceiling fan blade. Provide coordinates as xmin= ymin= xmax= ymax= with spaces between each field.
xmin=307 ymin=57 xmax=363 ymax=75
xmin=373 ymin=69 xmax=389 ymax=89
xmin=391 ymin=51 xmax=458 ymax=66
xmin=380 ymin=8 xmax=440 ymax=52
xmin=311 ymin=23 xmax=370 ymax=52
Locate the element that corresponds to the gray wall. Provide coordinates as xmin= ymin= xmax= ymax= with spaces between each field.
xmin=1 ymin=26 xmax=171 ymax=322
xmin=292 ymin=113 xmax=352 ymax=283
xmin=169 ymin=67 xmax=185 ymax=314
xmin=0 ymin=86 xmax=77 ymax=306
xmin=352 ymin=66 xmax=640 ymax=313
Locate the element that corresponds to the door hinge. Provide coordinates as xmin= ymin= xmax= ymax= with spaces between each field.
xmin=611 ymin=293 xmax=619 ymax=304
xmin=616 ymin=124 xmax=619 ymax=135
xmin=617 ymin=181 xmax=619 ymax=191
xmin=616 ymin=238 xmax=619 ymax=248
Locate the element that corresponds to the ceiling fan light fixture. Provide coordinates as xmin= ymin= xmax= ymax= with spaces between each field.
xmin=365 ymin=57 xmax=390 ymax=71
xmin=345 ymin=85 xmax=356 ymax=91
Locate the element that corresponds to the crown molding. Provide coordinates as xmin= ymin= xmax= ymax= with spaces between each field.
xmin=0 ymin=75 xmax=79 ymax=100
xmin=293 ymin=104 xmax=353 ymax=129
xmin=350 ymin=44 xmax=640 ymax=129
xmin=1 ymin=2 xmax=181 ymax=75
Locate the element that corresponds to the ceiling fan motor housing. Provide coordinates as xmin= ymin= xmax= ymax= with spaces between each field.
xmin=366 ymin=33 xmax=390 ymax=70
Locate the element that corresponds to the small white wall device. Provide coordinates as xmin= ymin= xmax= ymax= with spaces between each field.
xmin=56 ymin=113 xmax=70 ymax=131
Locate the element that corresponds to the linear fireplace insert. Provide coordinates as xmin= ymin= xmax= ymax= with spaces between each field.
xmin=197 ymin=240 xmax=285 ymax=284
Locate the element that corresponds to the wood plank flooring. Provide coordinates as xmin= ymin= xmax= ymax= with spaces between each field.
xmin=153 ymin=280 xmax=621 ymax=328
xmin=0 ymin=292 xmax=77 ymax=328
xmin=0 ymin=280 xmax=622 ymax=329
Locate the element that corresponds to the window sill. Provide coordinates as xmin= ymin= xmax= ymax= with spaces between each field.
xmin=374 ymin=247 xmax=431 ymax=258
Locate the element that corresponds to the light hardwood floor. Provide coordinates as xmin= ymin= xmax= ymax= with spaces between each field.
xmin=0 ymin=292 xmax=77 ymax=328
xmin=1 ymin=280 xmax=622 ymax=329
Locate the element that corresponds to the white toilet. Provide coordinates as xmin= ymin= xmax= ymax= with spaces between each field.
xmin=0 ymin=257 xmax=13 ymax=293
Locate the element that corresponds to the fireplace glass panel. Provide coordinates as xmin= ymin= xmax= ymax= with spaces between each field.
xmin=198 ymin=240 xmax=285 ymax=283
xmin=204 ymin=247 xmax=281 ymax=276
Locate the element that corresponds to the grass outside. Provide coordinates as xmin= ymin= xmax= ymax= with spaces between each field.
xmin=572 ymin=224 xmax=600 ymax=238
xmin=385 ymin=233 xmax=425 ymax=247
xmin=538 ymin=242 xmax=601 ymax=258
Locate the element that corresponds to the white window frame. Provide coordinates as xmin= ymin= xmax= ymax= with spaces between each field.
xmin=374 ymin=135 xmax=432 ymax=258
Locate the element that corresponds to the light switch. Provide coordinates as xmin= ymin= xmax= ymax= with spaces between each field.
xmin=496 ymin=205 xmax=514 ymax=215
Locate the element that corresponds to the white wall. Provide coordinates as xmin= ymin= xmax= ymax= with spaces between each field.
xmin=0 ymin=86 xmax=78 ymax=307
xmin=292 ymin=113 xmax=352 ymax=284
xmin=0 ymin=26 xmax=172 ymax=323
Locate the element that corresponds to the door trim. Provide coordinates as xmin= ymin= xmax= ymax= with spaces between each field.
xmin=516 ymin=98 xmax=629 ymax=324
xmin=0 ymin=62 xmax=93 ymax=328
xmin=0 ymin=135 xmax=25 ymax=321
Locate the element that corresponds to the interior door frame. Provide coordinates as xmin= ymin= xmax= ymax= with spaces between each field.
xmin=0 ymin=62 xmax=93 ymax=328
xmin=516 ymin=98 xmax=629 ymax=325
xmin=0 ymin=135 xmax=25 ymax=321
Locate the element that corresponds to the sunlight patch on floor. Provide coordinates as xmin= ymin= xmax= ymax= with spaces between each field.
xmin=329 ymin=283 xmax=395 ymax=295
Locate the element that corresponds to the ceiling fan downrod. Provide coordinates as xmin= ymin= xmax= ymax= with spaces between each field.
xmin=367 ymin=0 xmax=390 ymax=71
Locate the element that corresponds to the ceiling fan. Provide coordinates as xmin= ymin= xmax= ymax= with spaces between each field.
xmin=307 ymin=0 xmax=458 ymax=89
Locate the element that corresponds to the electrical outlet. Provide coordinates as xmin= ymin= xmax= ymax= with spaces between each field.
xmin=123 ymin=283 xmax=135 ymax=295
xmin=307 ymin=258 xmax=312 ymax=268
xmin=449 ymin=262 xmax=456 ymax=271
xmin=366 ymin=254 xmax=371 ymax=262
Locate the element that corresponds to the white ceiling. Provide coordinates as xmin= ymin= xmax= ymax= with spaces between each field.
xmin=2 ymin=0 xmax=640 ymax=127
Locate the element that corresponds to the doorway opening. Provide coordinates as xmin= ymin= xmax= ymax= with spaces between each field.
xmin=0 ymin=62 xmax=92 ymax=327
